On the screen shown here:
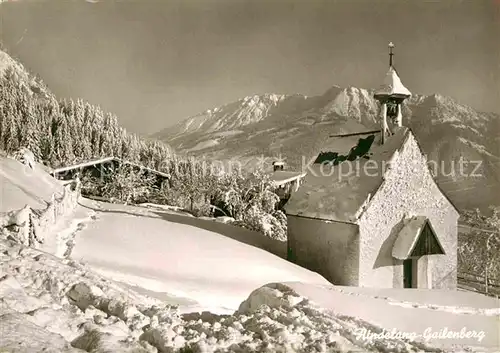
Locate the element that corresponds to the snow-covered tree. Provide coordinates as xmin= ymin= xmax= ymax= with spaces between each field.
xmin=101 ymin=164 xmax=156 ymax=204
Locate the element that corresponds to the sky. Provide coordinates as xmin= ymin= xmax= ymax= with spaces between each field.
xmin=0 ymin=0 xmax=498 ymax=135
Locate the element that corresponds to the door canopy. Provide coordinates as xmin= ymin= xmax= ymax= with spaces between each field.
xmin=392 ymin=216 xmax=445 ymax=260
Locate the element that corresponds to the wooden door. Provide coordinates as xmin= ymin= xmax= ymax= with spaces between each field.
xmin=403 ymin=259 xmax=413 ymax=288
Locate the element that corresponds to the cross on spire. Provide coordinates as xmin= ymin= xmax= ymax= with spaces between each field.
xmin=388 ymin=42 xmax=395 ymax=67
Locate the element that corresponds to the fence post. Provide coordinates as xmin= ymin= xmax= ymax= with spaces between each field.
xmin=485 ymin=263 xmax=488 ymax=294
xmin=485 ymin=232 xmax=495 ymax=295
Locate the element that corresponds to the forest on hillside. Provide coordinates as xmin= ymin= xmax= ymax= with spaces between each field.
xmin=0 ymin=67 xmax=173 ymax=168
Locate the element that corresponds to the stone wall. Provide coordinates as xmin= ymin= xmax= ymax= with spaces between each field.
xmin=357 ymin=132 xmax=459 ymax=289
xmin=287 ymin=215 xmax=359 ymax=285
xmin=1 ymin=179 xmax=81 ymax=247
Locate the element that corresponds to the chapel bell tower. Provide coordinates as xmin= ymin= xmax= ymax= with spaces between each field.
xmin=374 ymin=42 xmax=412 ymax=144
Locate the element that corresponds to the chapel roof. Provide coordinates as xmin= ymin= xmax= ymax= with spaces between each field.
xmin=284 ymin=127 xmax=412 ymax=223
xmin=374 ymin=66 xmax=412 ymax=99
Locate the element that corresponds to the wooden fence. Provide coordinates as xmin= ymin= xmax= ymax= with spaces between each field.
xmin=1 ymin=179 xmax=81 ymax=248
xmin=457 ymin=271 xmax=500 ymax=297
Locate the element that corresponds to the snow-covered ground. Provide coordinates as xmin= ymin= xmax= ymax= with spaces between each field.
xmin=1 ymin=156 xmax=499 ymax=352
xmin=64 ymin=198 xmax=329 ymax=315
xmin=286 ymin=283 xmax=499 ymax=350
xmin=0 ymin=156 xmax=63 ymax=213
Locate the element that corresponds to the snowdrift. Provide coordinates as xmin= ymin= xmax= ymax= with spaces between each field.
xmin=0 ymin=156 xmax=64 ymax=213
xmin=69 ymin=199 xmax=330 ymax=314
xmin=0 ymin=156 xmax=80 ymax=247
xmin=5 ymin=236 xmax=491 ymax=353
xmin=284 ymin=282 xmax=500 ymax=351
xmin=0 ymin=239 xmax=172 ymax=352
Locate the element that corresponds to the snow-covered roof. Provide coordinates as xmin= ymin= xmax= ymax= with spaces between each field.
xmin=374 ymin=67 xmax=411 ymax=98
xmin=285 ymin=127 xmax=411 ymax=223
xmin=392 ymin=216 xmax=445 ymax=260
xmin=392 ymin=216 xmax=427 ymax=260
xmin=270 ymin=171 xmax=306 ymax=186
xmin=52 ymin=157 xmax=170 ymax=179
xmin=52 ymin=157 xmax=116 ymax=174
xmin=124 ymin=160 xmax=171 ymax=179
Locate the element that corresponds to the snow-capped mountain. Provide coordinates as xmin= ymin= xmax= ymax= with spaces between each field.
xmin=153 ymin=88 xmax=500 ymax=212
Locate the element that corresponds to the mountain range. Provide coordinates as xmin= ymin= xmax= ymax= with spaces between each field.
xmin=153 ymin=86 xmax=500 ymax=212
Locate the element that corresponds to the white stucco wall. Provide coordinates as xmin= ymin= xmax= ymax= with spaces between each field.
xmin=287 ymin=216 xmax=359 ymax=285
xmin=357 ymin=132 xmax=459 ymax=289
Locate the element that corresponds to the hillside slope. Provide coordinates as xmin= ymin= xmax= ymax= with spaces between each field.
xmin=0 ymin=47 xmax=174 ymax=171
xmin=154 ymin=88 xmax=500 ymax=211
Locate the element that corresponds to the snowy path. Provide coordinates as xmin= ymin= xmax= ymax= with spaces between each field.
xmin=326 ymin=286 xmax=500 ymax=315
xmin=40 ymin=203 xmax=97 ymax=258
xmin=69 ymin=199 xmax=330 ymax=314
